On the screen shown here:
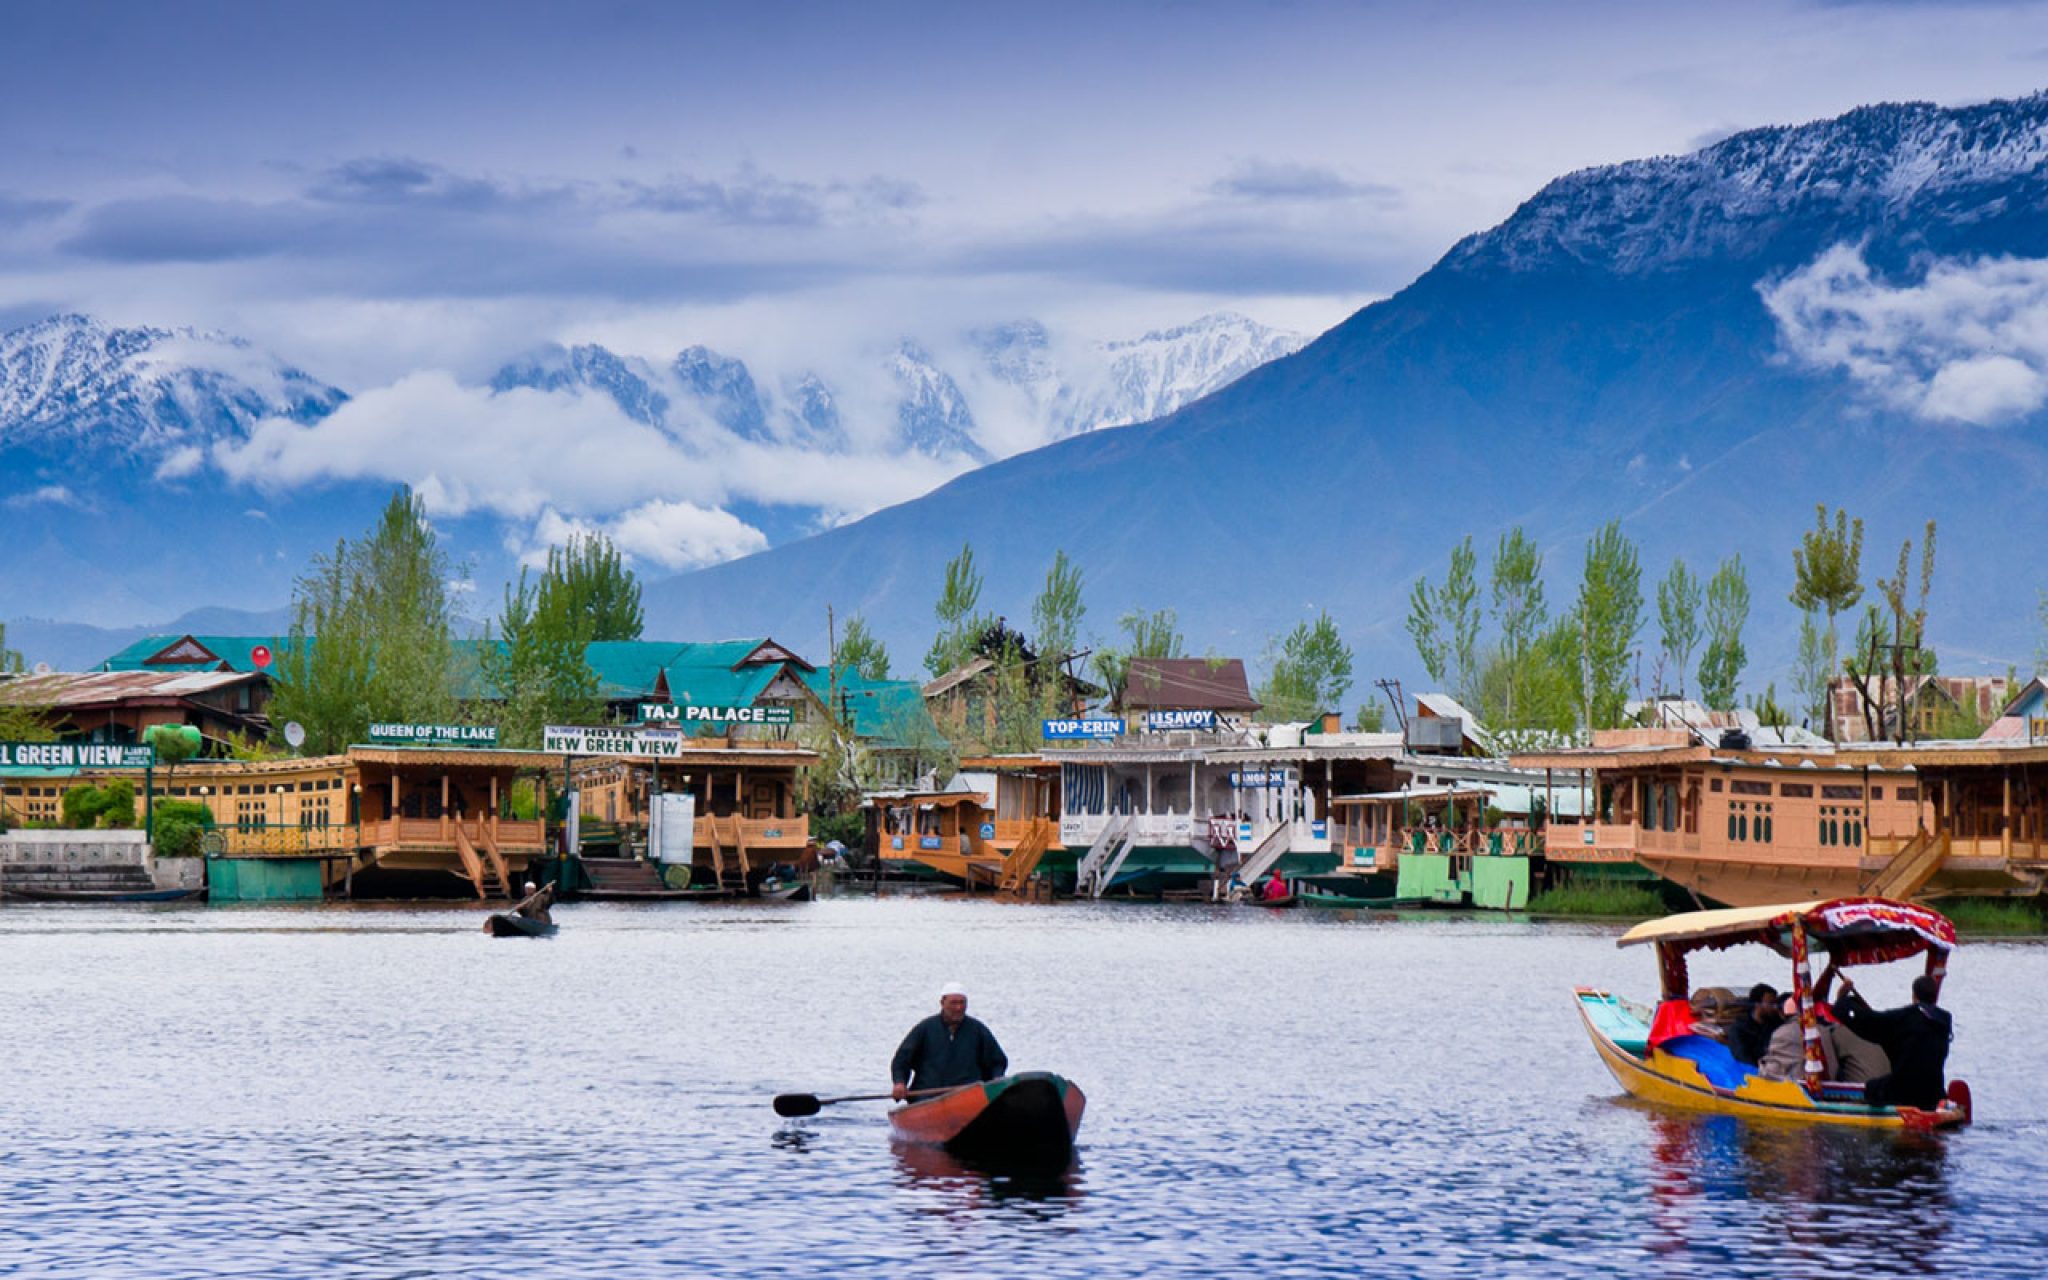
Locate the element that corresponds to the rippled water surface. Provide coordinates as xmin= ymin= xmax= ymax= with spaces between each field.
xmin=3 ymin=897 xmax=2046 ymax=1278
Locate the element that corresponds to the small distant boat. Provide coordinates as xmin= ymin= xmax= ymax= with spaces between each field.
xmin=483 ymin=911 xmax=558 ymax=938
xmin=1299 ymin=888 xmax=1393 ymax=910
xmin=1245 ymin=892 xmax=1298 ymax=909
xmin=761 ymin=881 xmax=813 ymax=902
xmin=1579 ymin=897 xmax=1971 ymax=1131
xmin=889 ymin=1072 xmax=1085 ymax=1165
xmin=4 ymin=885 xmax=203 ymax=904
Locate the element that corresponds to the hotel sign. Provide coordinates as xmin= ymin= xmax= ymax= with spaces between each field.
xmin=1043 ymin=717 xmax=1124 ymax=740
xmin=0 ymin=742 xmax=155 ymax=769
xmin=1144 ymin=709 xmax=1217 ymax=732
xmin=1229 ymin=769 xmax=1297 ymax=788
xmin=543 ymin=725 xmax=685 ymax=758
xmin=637 ymin=702 xmax=794 ymax=727
xmin=367 ymin=723 xmax=499 ymax=747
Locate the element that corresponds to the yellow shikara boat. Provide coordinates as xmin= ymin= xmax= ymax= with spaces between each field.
xmin=1577 ymin=897 xmax=1970 ymax=1131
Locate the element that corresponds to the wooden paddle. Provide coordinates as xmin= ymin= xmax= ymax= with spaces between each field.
xmin=773 ymin=1086 xmax=949 ymax=1117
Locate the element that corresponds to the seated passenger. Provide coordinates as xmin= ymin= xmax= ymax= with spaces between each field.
xmin=1687 ymin=987 xmax=1740 ymax=1041
xmin=1759 ymin=996 xmax=1838 ymax=1082
xmin=1728 ymin=984 xmax=1782 ymax=1066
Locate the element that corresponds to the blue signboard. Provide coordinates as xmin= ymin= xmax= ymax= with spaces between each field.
xmin=1229 ymin=769 xmax=1297 ymax=788
xmin=1042 ymin=717 xmax=1125 ymax=740
xmin=980 ymin=822 xmax=996 ymax=840
xmin=919 ymin=835 xmax=943 ymax=851
xmin=1144 ymin=709 xmax=1217 ymax=732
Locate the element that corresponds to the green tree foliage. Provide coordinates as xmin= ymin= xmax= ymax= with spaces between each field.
xmin=0 ymin=620 xmax=22 ymax=673
xmin=1256 ymin=610 xmax=1354 ymax=723
xmin=150 ymin=798 xmax=215 ymax=857
xmin=486 ymin=565 xmax=604 ymax=749
xmin=1489 ymin=528 xmax=1547 ymax=723
xmin=1792 ymin=610 xmax=1832 ymax=732
xmin=836 ymin=614 xmax=890 ymax=680
xmin=1572 ymin=522 xmax=1644 ymax=730
xmin=1697 ymin=554 xmax=1751 ymax=711
xmin=1406 ymin=537 xmax=1480 ymax=696
xmin=1091 ymin=608 xmax=1184 ymax=697
xmin=924 ymin=542 xmax=990 ymax=678
xmin=1655 ymin=558 xmax=1702 ymax=699
xmin=1747 ymin=682 xmax=1792 ymax=730
xmin=1353 ymin=701 xmax=1387 ymax=732
xmin=538 ymin=532 xmax=644 ymax=642
xmin=1030 ymin=550 xmax=1086 ymax=665
xmin=1789 ymin=505 xmax=1864 ymax=738
xmin=270 ymin=488 xmax=462 ymax=755
xmin=61 ymin=779 xmax=135 ymax=830
xmin=1845 ymin=521 xmax=1939 ymax=741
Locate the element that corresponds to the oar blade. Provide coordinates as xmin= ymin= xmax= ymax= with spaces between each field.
xmin=773 ymin=1093 xmax=822 ymax=1118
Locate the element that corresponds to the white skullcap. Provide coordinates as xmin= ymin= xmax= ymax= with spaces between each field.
xmin=940 ymin=981 xmax=969 ymax=999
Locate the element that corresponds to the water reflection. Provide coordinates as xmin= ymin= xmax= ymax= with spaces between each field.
xmin=891 ymin=1140 xmax=1086 ymax=1215
xmin=1643 ymin=1111 xmax=1954 ymax=1274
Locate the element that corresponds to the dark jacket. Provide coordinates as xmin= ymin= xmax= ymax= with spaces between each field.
xmin=1729 ymin=1012 xmax=1780 ymax=1066
xmin=891 ymin=1014 xmax=1008 ymax=1092
xmin=1835 ymin=988 xmax=1952 ymax=1109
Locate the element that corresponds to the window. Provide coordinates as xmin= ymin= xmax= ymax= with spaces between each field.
xmin=1710 ymin=778 xmax=1724 ymax=793
xmin=1870 ymin=787 xmax=1885 ymax=800
xmin=1739 ymin=814 xmax=1749 ymax=841
xmin=1731 ymin=780 xmax=1772 ymax=796
xmin=1898 ymin=787 xmax=1919 ymax=802
xmin=1728 ymin=813 xmax=1738 ymax=841
xmin=1822 ymin=784 xmax=1861 ymax=800
xmin=1779 ymin=783 xmax=1812 ymax=798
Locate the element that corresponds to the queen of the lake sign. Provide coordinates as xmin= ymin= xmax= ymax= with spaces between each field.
xmin=367 ymin=723 xmax=499 ymax=747
xmin=637 ymin=702 xmax=794 ymax=727
xmin=0 ymin=741 xmax=155 ymax=769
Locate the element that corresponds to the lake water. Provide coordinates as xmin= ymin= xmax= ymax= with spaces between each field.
xmin=3 ymin=897 xmax=2046 ymax=1278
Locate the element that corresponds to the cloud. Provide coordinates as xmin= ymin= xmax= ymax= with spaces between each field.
xmin=526 ymin=502 xmax=768 ymax=571
xmin=1762 ymin=244 xmax=2048 ymax=425
xmin=1208 ymin=160 xmax=1398 ymax=204
xmin=5 ymin=484 xmax=82 ymax=509
xmin=154 ymin=446 xmax=205 ymax=480
xmin=305 ymin=156 xmax=565 ymax=213
xmin=0 ymin=194 xmax=71 ymax=228
xmin=624 ymin=167 xmax=924 ymax=228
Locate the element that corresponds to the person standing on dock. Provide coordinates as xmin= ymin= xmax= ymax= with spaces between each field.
xmin=891 ymin=982 xmax=1007 ymax=1101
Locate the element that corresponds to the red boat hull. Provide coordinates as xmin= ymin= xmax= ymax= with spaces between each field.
xmin=888 ymin=1072 xmax=1085 ymax=1164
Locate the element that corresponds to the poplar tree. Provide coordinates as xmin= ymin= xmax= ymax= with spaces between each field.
xmin=1092 ymin=608 xmax=1184 ymax=700
xmin=542 ymin=532 xmax=643 ymax=642
xmin=1257 ymin=610 xmax=1354 ymax=723
xmin=1789 ymin=504 xmax=1864 ymax=738
xmin=1406 ymin=537 xmax=1480 ymax=697
xmin=1655 ymin=558 xmax=1702 ymax=699
xmin=1697 ymin=554 xmax=1752 ymax=710
xmin=1572 ymin=521 xmax=1644 ymax=731
xmin=1490 ymin=528 xmax=1547 ymax=725
xmin=923 ymin=542 xmax=989 ymax=678
xmin=836 ymin=615 xmax=890 ymax=680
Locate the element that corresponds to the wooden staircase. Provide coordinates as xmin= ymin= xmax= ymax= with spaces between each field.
xmin=1227 ymin=824 xmax=1295 ymax=902
xmin=704 ymin=814 xmax=752 ymax=891
xmin=1862 ymin=830 xmax=1949 ymax=900
xmin=997 ymin=819 xmax=1055 ymax=894
xmin=453 ymin=821 xmax=511 ymax=900
xmin=580 ymin=857 xmax=670 ymax=894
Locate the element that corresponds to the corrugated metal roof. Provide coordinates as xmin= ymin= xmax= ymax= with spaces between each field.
xmin=0 ymin=669 xmax=262 ymax=707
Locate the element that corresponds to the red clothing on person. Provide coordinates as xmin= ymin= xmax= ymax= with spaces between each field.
xmin=1262 ymin=877 xmax=1289 ymax=901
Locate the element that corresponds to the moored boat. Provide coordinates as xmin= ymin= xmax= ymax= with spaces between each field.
xmin=1298 ymin=888 xmax=1393 ymax=910
xmin=1578 ymin=897 xmax=1971 ymax=1130
xmin=888 ymin=1071 xmax=1085 ymax=1164
xmin=4 ymin=885 xmax=204 ymax=903
xmin=1245 ymin=892 xmax=1299 ymax=909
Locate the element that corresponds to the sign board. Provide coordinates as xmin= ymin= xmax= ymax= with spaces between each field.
xmin=1144 ymin=709 xmax=1217 ymax=732
xmin=367 ymin=723 xmax=499 ymax=747
xmin=543 ymin=725 xmax=685 ymax=758
xmin=0 ymin=741 xmax=154 ymax=770
xmin=638 ymin=702 xmax=794 ymax=727
xmin=1229 ymin=769 xmax=1297 ymax=788
xmin=1042 ymin=717 xmax=1125 ymax=740
xmin=919 ymin=835 xmax=942 ymax=851
xmin=980 ymin=822 xmax=996 ymax=841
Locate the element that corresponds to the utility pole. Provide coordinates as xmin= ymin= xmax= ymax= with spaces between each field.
xmin=1376 ymin=678 xmax=1409 ymax=736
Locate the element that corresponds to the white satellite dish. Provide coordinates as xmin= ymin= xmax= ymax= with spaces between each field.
xmin=32 ymin=662 xmax=51 ymax=675
xmin=284 ymin=721 xmax=307 ymax=748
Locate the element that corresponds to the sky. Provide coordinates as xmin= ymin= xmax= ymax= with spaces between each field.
xmin=5 ymin=0 xmax=2048 ymax=576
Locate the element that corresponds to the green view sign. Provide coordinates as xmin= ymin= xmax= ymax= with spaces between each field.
xmin=543 ymin=725 xmax=685 ymax=758
xmin=637 ymin=702 xmax=794 ymax=727
xmin=0 ymin=741 xmax=155 ymax=769
xmin=366 ymin=723 xmax=500 ymax=747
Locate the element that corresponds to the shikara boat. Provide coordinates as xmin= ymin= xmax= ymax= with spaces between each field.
xmin=1244 ymin=892 xmax=1298 ymax=909
xmin=761 ymin=881 xmax=813 ymax=902
xmin=1299 ymin=887 xmax=1393 ymax=910
xmin=5 ymin=885 xmax=203 ymax=903
xmin=1577 ymin=897 xmax=1970 ymax=1131
xmin=888 ymin=1072 xmax=1085 ymax=1165
xmin=483 ymin=911 xmax=558 ymax=938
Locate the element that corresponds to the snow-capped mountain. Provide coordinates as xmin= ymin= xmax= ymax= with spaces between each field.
xmin=487 ymin=312 xmax=1303 ymax=463
xmin=0 ymin=314 xmax=345 ymax=455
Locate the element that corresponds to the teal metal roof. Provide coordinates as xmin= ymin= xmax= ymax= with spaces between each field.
xmin=801 ymin=668 xmax=940 ymax=750
xmin=99 ymin=634 xmax=289 ymax=673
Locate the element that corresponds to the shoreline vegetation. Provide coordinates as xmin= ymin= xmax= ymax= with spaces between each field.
xmin=1931 ymin=898 xmax=2046 ymax=936
xmin=1524 ymin=877 xmax=1669 ymax=919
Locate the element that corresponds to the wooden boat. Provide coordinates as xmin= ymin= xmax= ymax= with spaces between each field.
xmin=1299 ymin=888 xmax=1393 ymax=910
xmin=761 ymin=881 xmax=813 ymax=902
xmin=1245 ymin=892 xmax=1298 ymax=909
xmin=888 ymin=1072 xmax=1085 ymax=1165
xmin=483 ymin=911 xmax=558 ymax=938
xmin=1578 ymin=897 xmax=1971 ymax=1130
xmin=5 ymin=885 xmax=204 ymax=903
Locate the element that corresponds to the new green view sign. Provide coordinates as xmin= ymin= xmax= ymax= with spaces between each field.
xmin=367 ymin=723 xmax=501 ymax=746
xmin=0 ymin=741 xmax=155 ymax=769
xmin=637 ymin=702 xmax=794 ymax=727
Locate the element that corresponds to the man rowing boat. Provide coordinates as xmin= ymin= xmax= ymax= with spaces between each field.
xmin=891 ymin=982 xmax=1008 ymax=1101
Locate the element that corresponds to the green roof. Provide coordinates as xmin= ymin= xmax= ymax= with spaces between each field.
xmin=801 ymin=668 xmax=940 ymax=751
xmin=99 ymin=634 xmax=289 ymax=674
